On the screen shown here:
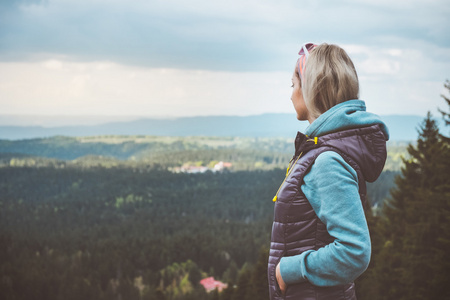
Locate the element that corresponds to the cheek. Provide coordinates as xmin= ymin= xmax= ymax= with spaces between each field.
xmin=292 ymin=87 xmax=301 ymax=102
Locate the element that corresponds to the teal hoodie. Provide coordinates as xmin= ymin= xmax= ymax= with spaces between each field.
xmin=279 ymin=99 xmax=389 ymax=286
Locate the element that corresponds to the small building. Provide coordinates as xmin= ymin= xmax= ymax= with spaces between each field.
xmin=213 ymin=161 xmax=232 ymax=172
xmin=199 ymin=277 xmax=228 ymax=292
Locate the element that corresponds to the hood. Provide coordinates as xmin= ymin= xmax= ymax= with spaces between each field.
xmin=318 ymin=124 xmax=387 ymax=182
xmin=305 ymin=99 xmax=389 ymax=141
xmin=295 ymin=100 xmax=388 ymax=182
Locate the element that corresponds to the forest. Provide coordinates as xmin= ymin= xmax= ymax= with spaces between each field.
xmin=1 ymin=84 xmax=449 ymax=300
xmin=0 ymin=147 xmax=397 ymax=299
xmin=0 ymin=134 xmax=408 ymax=172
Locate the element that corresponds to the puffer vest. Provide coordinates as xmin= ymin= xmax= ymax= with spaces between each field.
xmin=268 ymin=124 xmax=387 ymax=300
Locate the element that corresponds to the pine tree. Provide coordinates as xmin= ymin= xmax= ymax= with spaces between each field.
xmin=250 ymin=247 xmax=269 ymax=300
xmin=219 ymin=283 xmax=235 ymax=300
xmin=362 ymin=111 xmax=450 ymax=300
xmin=439 ymin=80 xmax=450 ymax=127
xmin=439 ymin=80 xmax=450 ymax=143
xmin=231 ymin=264 xmax=252 ymax=300
xmin=209 ymin=289 xmax=220 ymax=300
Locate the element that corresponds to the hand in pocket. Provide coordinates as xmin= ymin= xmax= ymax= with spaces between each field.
xmin=276 ymin=262 xmax=287 ymax=295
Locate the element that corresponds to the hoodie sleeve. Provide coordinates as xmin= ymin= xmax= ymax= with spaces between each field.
xmin=279 ymin=151 xmax=371 ymax=286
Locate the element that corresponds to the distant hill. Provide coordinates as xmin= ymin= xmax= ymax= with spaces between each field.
xmin=0 ymin=114 xmax=445 ymax=141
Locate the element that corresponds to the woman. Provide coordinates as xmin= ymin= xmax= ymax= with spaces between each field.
xmin=268 ymin=43 xmax=389 ymax=300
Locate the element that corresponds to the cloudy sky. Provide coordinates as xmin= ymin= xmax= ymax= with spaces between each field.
xmin=0 ymin=0 xmax=449 ymax=123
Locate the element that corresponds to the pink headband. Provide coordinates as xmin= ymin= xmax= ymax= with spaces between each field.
xmin=297 ymin=43 xmax=317 ymax=81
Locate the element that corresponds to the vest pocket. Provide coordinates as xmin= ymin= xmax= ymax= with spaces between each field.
xmin=271 ymin=251 xmax=286 ymax=298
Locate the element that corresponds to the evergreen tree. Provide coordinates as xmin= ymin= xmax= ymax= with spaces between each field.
xmin=231 ymin=264 xmax=252 ymax=300
xmin=439 ymin=80 xmax=450 ymax=127
xmin=219 ymin=283 xmax=234 ymax=300
xmin=361 ymin=111 xmax=450 ymax=300
xmin=209 ymin=289 xmax=220 ymax=300
xmin=250 ymin=247 xmax=269 ymax=300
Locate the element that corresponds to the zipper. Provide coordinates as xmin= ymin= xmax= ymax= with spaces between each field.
xmin=272 ymin=151 xmax=303 ymax=202
xmin=272 ymin=137 xmax=317 ymax=202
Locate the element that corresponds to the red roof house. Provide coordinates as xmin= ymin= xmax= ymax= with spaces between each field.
xmin=199 ymin=277 xmax=228 ymax=292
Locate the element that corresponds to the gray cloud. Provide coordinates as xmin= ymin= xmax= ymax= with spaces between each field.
xmin=0 ymin=0 xmax=46 ymax=8
xmin=0 ymin=0 xmax=282 ymax=70
xmin=0 ymin=0 xmax=449 ymax=71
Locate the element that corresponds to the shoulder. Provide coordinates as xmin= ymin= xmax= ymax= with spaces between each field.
xmin=301 ymin=150 xmax=361 ymax=213
xmin=313 ymin=150 xmax=343 ymax=166
xmin=307 ymin=150 xmax=358 ymax=184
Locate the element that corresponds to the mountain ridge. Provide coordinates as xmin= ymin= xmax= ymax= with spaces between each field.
xmin=0 ymin=113 xmax=445 ymax=141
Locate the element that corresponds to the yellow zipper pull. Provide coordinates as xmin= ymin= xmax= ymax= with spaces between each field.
xmin=314 ymin=137 xmax=318 ymax=144
xmin=272 ymin=151 xmax=303 ymax=203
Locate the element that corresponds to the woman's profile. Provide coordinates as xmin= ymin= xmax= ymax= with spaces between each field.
xmin=267 ymin=43 xmax=389 ymax=300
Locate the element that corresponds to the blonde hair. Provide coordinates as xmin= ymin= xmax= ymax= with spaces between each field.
xmin=301 ymin=43 xmax=359 ymax=119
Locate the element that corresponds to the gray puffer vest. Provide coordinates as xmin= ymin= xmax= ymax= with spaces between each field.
xmin=268 ymin=124 xmax=387 ymax=300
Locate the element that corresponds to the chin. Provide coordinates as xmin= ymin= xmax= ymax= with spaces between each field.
xmin=296 ymin=114 xmax=306 ymax=121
